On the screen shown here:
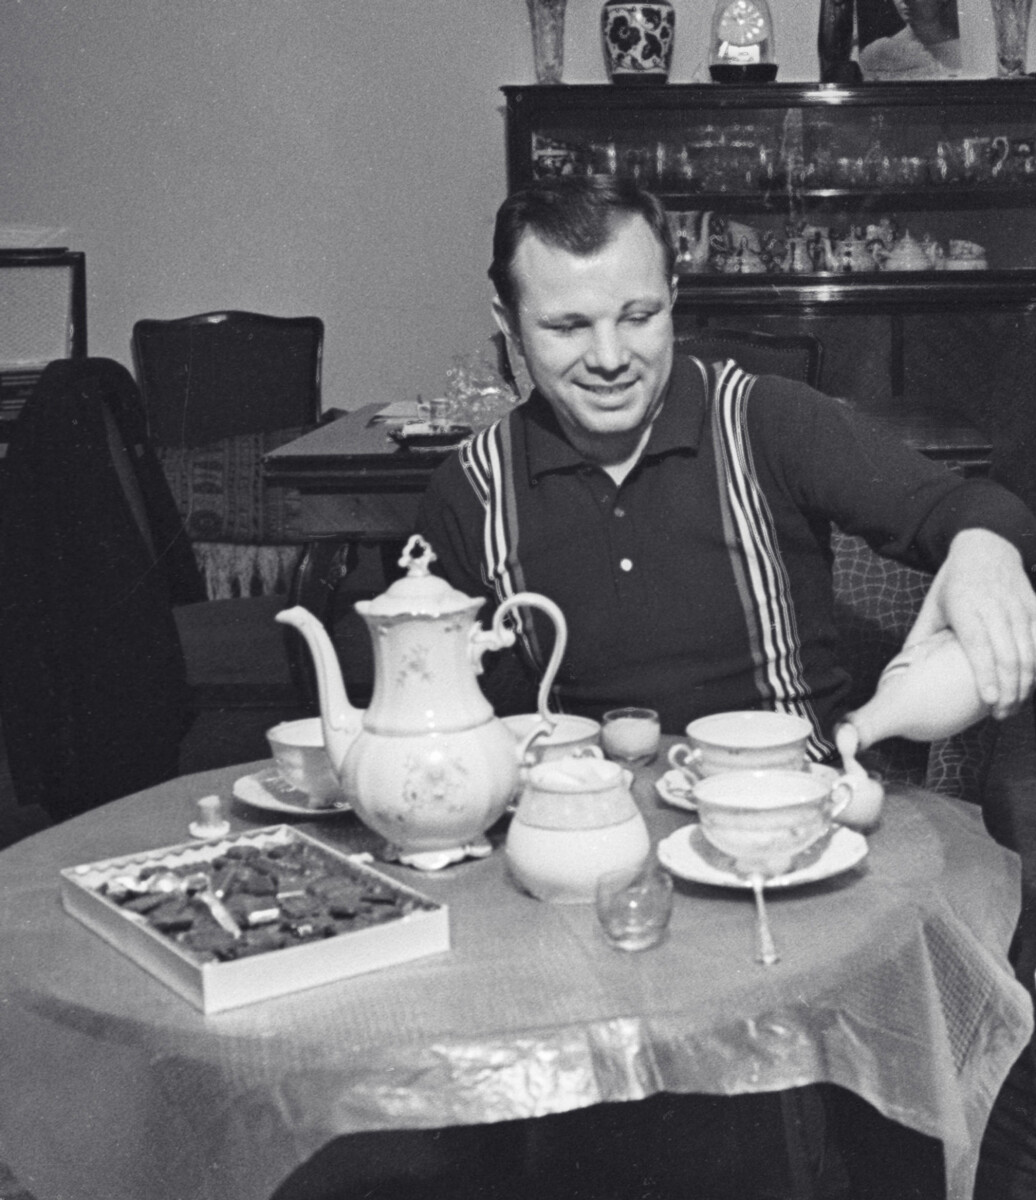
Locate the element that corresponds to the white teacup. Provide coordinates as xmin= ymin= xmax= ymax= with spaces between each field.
xmin=503 ymin=713 xmax=602 ymax=764
xmin=266 ymin=718 xmax=346 ymax=809
xmin=668 ymin=710 xmax=812 ymax=784
xmin=694 ymin=768 xmax=851 ymax=877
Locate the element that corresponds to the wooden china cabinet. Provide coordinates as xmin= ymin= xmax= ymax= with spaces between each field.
xmin=503 ymin=81 xmax=1036 ymax=481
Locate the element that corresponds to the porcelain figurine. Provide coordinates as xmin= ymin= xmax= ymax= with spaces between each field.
xmin=831 ymin=230 xmax=878 ymax=273
xmin=882 ymin=230 xmax=932 ymax=272
xmin=671 ymin=210 xmax=716 ymax=273
xmin=278 ymin=535 xmax=568 ymax=869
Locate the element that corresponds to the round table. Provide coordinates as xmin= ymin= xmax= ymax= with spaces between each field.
xmin=0 ymin=743 xmax=1029 ymax=1200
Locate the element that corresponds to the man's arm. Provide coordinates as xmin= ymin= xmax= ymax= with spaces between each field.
xmin=757 ymin=377 xmax=1036 ymax=718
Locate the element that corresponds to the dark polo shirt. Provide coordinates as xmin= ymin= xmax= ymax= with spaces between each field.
xmin=418 ymin=356 xmax=1036 ymax=736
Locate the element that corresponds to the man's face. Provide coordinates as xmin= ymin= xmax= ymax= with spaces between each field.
xmin=494 ymin=215 xmax=676 ymax=457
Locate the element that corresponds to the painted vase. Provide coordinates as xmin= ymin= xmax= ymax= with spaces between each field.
xmin=601 ymin=1 xmax=676 ymax=85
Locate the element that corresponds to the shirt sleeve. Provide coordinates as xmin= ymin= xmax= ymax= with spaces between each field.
xmin=749 ymin=375 xmax=1036 ymax=575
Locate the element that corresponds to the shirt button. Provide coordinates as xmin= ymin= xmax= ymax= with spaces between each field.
xmin=614 ymin=506 xmax=626 ymax=518
xmin=619 ymin=558 xmax=633 ymax=572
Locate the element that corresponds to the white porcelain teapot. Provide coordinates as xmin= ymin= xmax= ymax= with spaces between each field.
xmin=277 ymin=535 xmax=567 ymax=868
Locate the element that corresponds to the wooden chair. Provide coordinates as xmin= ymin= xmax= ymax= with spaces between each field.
xmin=131 ymin=310 xmax=323 ymax=448
xmin=132 ymin=311 xmax=325 ymax=605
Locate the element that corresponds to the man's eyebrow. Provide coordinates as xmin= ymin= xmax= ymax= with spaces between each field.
xmin=535 ymin=309 xmax=588 ymax=324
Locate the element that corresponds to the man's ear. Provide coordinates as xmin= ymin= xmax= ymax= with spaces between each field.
xmin=491 ymin=295 xmax=521 ymax=353
xmin=669 ymin=276 xmax=679 ymax=309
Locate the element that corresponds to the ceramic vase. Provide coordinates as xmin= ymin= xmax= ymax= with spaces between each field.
xmin=526 ymin=0 xmax=567 ymax=85
xmin=990 ymin=0 xmax=1034 ymax=76
xmin=601 ymin=1 xmax=676 ymax=85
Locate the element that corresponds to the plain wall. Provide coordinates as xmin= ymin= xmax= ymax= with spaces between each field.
xmin=0 ymin=0 xmax=1010 ymax=412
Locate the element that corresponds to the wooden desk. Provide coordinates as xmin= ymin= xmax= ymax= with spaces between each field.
xmin=264 ymin=403 xmax=445 ymax=613
xmin=0 ymin=748 xmax=1029 ymax=1200
xmin=264 ymin=404 xmax=451 ymax=695
xmin=265 ymin=403 xmax=441 ymax=535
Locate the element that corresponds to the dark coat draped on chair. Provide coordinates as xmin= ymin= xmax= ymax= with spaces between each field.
xmin=0 ymin=358 xmax=206 ymax=821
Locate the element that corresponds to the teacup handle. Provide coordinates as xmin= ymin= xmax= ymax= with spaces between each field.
xmin=667 ymin=743 xmax=705 ymax=780
xmin=829 ymin=769 xmax=885 ymax=829
xmin=830 ymin=776 xmax=854 ymax=822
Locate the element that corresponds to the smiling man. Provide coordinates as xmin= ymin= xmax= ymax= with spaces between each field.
xmin=417 ymin=175 xmax=1036 ymax=749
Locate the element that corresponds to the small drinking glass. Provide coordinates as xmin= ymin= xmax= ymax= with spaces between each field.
xmin=601 ymin=707 xmax=661 ymax=766
xmin=418 ymin=396 xmax=452 ymax=430
xmin=596 ymin=861 xmax=674 ymax=952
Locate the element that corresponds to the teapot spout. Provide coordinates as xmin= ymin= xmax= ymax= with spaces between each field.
xmin=276 ymin=606 xmax=364 ymax=774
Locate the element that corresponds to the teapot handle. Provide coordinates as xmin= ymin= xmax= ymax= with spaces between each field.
xmin=482 ymin=592 xmax=569 ymax=727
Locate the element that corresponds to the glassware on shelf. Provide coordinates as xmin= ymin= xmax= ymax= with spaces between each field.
xmin=990 ymin=0 xmax=1034 ymax=76
xmin=526 ymin=0 xmax=567 ymax=85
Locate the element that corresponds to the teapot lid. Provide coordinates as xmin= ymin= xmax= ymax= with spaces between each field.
xmin=361 ymin=534 xmax=481 ymax=617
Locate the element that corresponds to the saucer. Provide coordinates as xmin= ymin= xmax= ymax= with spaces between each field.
xmin=657 ymin=824 xmax=868 ymax=890
xmin=655 ymin=761 xmax=840 ymax=813
xmin=655 ymin=770 xmax=699 ymax=812
xmin=232 ymin=768 xmax=351 ymax=817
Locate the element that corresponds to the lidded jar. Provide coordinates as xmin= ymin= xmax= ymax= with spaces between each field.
xmin=506 ymin=750 xmax=651 ymax=903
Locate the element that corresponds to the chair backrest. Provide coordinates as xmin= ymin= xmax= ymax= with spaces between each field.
xmin=131 ymin=311 xmax=324 ymax=448
xmin=674 ymin=327 xmax=824 ymax=390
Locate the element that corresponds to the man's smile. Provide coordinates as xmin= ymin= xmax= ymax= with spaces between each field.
xmin=577 ymin=379 xmax=638 ymax=399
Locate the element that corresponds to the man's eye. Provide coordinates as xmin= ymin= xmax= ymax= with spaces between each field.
xmin=547 ymin=322 xmax=583 ymax=334
xmin=624 ymin=311 xmax=654 ymax=325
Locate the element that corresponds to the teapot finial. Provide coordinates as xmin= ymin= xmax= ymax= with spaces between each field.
xmin=400 ymin=534 xmax=437 ymax=577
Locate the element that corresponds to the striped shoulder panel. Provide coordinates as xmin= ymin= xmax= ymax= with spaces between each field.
xmin=709 ymin=361 xmax=833 ymax=761
xmin=458 ymin=416 xmax=542 ymax=662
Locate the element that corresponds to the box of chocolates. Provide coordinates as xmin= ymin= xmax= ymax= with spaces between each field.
xmin=60 ymin=825 xmax=450 ymax=1014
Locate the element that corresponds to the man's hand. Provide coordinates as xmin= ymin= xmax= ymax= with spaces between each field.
xmin=905 ymin=528 xmax=1036 ymax=719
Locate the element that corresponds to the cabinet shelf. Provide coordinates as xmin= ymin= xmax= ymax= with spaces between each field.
xmin=656 ymin=187 xmax=1036 ymax=213
xmin=671 ymin=270 xmax=1036 ymax=313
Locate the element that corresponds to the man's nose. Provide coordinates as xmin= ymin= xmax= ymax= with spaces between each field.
xmin=585 ymin=324 xmax=629 ymax=373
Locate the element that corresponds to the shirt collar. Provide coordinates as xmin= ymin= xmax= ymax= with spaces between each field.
xmin=521 ymin=353 xmax=709 ymax=482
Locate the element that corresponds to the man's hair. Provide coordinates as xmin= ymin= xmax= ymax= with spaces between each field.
xmin=488 ymin=175 xmax=676 ymax=317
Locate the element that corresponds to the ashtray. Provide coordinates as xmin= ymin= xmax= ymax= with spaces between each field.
xmin=388 ymin=421 xmax=472 ymax=452
xmin=709 ymin=63 xmax=778 ymax=84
